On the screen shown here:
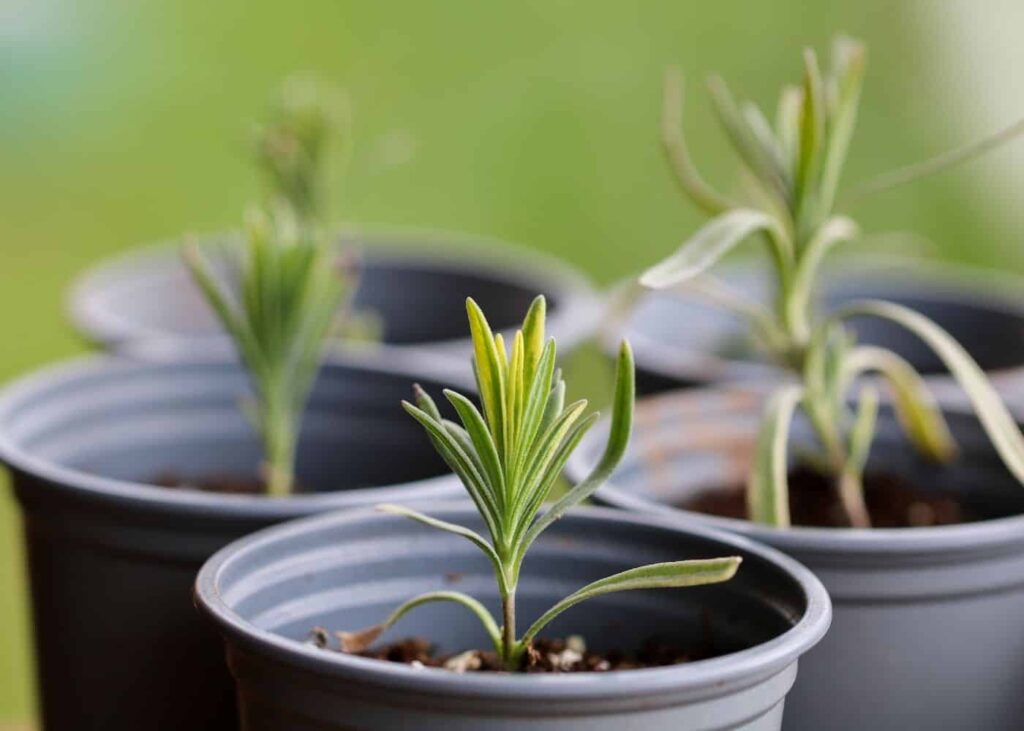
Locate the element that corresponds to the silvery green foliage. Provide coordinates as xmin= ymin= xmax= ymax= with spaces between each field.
xmin=643 ymin=38 xmax=1024 ymax=528
xmin=184 ymin=77 xmax=350 ymax=495
xmin=341 ymin=297 xmax=741 ymax=670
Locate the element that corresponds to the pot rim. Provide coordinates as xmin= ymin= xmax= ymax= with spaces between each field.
xmin=611 ymin=256 xmax=1024 ymax=387
xmin=194 ymin=503 xmax=831 ymax=702
xmin=571 ymin=385 xmax=1024 ymax=558
xmin=67 ymin=223 xmax=602 ymax=353
xmin=0 ymin=351 xmax=468 ymax=520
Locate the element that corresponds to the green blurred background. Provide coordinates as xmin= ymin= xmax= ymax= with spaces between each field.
xmin=3 ymin=0 xmax=1023 ymax=723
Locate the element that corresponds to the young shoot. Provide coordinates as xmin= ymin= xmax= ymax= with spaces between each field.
xmin=642 ymin=37 xmax=1024 ymax=528
xmin=184 ymin=205 xmax=345 ymax=496
xmin=183 ymin=77 xmax=351 ymax=496
xmin=252 ymin=74 xmax=351 ymax=224
xmin=341 ymin=296 xmax=741 ymax=670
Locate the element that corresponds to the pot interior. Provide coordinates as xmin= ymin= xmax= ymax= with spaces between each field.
xmin=80 ymin=236 xmax=566 ymax=346
xmin=216 ymin=509 xmax=808 ymax=662
xmin=613 ymin=392 xmax=1024 ymax=521
xmin=2 ymin=360 xmax=460 ymax=493
xmin=627 ymin=268 xmax=1024 ymax=382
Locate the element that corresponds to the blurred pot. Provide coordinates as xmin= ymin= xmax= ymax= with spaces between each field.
xmin=567 ymin=386 xmax=1024 ymax=731
xmin=68 ymin=226 xmax=600 ymax=368
xmin=613 ymin=258 xmax=1024 ymax=396
xmin=195 ymin=504 xmax=830 ymax=731
xmin=0 ymin=351 xmax=471 ymax=731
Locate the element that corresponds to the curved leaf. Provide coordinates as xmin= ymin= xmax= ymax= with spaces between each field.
xmin=519 ymin=558 xmax=741 ymax=649
xmin=339 ymin=591 xmax=501 ymax=656
xmin=843 ymin=345 xmax=956 ymax=462
xmin=377 ymin=504 xmax=509 ymax=594
xmin=521 ymin=341 xmax=635 ymax=551
xmin=747 ymin=384 xmax=803 ymax=527
xmin=785 ymin=216 xmax=859 ymax=339
xmin=831 ymin=300 xmax=1024 ymax=482
xmin=640 ymin=209 xmax=791 ymax=290
xmin=661 ymin=67 xmax=735 ymax=215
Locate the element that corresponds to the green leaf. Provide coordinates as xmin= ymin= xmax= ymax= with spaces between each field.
xmin=519 ymin=558 xmax=741 ymax=648
xmin=747 ymin=384 xmax=803 ymax=527
xmin=660 ymin=66 xmax=735 ymax=215
xmin=795 ymin=48 xmax=825 ymax=221
xmin=402 ymin=401 xmax=501 ymax=535
xmin=844 ymin=345 xmax=956 ymax=462
xmin=785 ymin=215 xmax=859 ymax=339
xmin=846 ymin=384 xmax=879 ymax=474
xmin=466 ymin=298 xmax=507 ymax=460
xmin=639 ymin=209 xmax=791 ymax=290
xmin=377 ymin=504 xmax=509 ymax=594
xmin=339 ymin=590 xmax=501 ymax=657
xmin=775 ymin=85 xmax=803 ymax=178
xmin=444 ymin=390 xmax=507 ymax=509
xmin=707 ymin=75 xmax=790 ymax=203
xmin=818 ymin=37 xmax=865 ymax=215
xmin=521 ymin=340 xmax=634 ymax=550
xmin=521 ymin=295 xmax=546 ymax=385
xmin=830 ymin=300 xmax=1024 ymax=482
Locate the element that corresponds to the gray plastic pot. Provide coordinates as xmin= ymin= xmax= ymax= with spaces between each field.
xmin=0 ymin=351 xmax=473 ymax=731
xmin=195 ymin=504 xmax=830 ymax=731
xmin=567 ymin=386 xmax=1024 ymax=731
xmin=68 ymin=226 xmax=600 ymax=364
xmin=615 ymin=258 xmax=1024 ymax=396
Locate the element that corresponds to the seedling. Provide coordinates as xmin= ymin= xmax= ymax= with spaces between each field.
xmin=341 ymin=296 xmax=741 ymax=670
xmin=183 ymin=77 xmax=350 ymax=495
xmin=642 ymin=37 xmax=1024 ymax=527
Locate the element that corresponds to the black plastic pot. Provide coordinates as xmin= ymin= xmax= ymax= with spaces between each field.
xmin=614 ymin=259 xmax=1024 ymax=396
xmin=0 ymin=351 xmax=473 ymax=731
xmin=195 ymin=504 xmax=830 ymax=730
xmin=567 ymin=386 xmax=1024 ymax=730
xmin=68 ymin=227 xmax=600 ymax=365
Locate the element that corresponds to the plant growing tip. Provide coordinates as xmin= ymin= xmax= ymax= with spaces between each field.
xmin=349 ymin=296 xmax=740 ymax=670
xmin=644 ymin=35 xmax=1024 ymax=529
xmin=252 ymin=73 xmax=351 ymax=224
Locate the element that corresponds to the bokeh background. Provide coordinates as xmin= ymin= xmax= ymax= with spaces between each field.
xmin=4 ymin=0 xmax=1024 ymax=723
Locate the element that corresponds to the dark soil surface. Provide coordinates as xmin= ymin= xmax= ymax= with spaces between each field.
xmin=151 ymin=472 xmax=268 ymax=495
xmin=312 ymin=630 xmax=713 ymax=673
xmin=684 ymin=466 xmax=973 ymax=528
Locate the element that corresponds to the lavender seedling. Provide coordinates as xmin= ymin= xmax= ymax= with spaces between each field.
xmin=342 ymin=296 xmax=741 ymax=670
xmin=183 ymin=77 xmax=349 ymax=495
xmin=642 ymin=37 xmax=1024 ymax=527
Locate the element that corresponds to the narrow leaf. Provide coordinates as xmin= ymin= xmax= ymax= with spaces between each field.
xmin=521 ymin=558 xmax=741 ymax=646
xmin=339 ymin=591 xmax=501 ymax=656
xmin=523 ymin=341 xmax=634 ymax=548
xmin=377 ymin=504 xmax=508 ymax=594
xmin=640 ymin=209 xmax=791 ymax=290
xmin=844 ymin=345 xmax=956 ymax=462
xmin=661 ymin=66 xmax=735 ymax=214
xmin=747 ymin=384 xmax=803 ymax=527
xmin=831 ymin=300 xmax=1024 ymax=482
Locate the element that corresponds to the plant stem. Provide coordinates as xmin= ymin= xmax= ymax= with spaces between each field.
xmin=501 ymin=592 xmax=517 ymax=671
xmin=263 ymin=392 xmax=297 ymax=497
xmin=839 ymin=470 xmax=871 ymax=529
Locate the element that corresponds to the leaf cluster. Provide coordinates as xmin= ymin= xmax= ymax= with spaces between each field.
xmin=343 ymin=297 xmax=740 ymax=669
xmin=642 ymin=37 xmax=1024 ymax=528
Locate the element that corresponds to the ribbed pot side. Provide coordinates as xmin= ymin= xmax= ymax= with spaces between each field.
xmin=0 ymin=353 xmax=471 ymax=731
xmin=195 ymin=505 xmax=830 ymax=731
xmin=568 ymin=386 xmax=1024 ymax=731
